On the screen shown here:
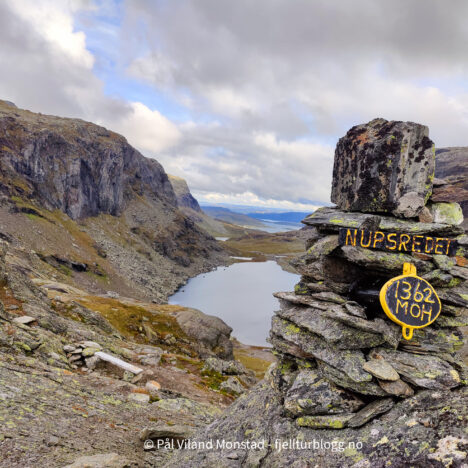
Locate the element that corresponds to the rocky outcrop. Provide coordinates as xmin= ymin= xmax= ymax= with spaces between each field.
xmin=168 ymin=120 xmax=468 ymax=467
xmin=0 ymin=100 xmax=177 ymax=219
xmin=168 ymin=175 xmax=202 ymax=212
xmin=331 ymin=118 xmax=435 ymax=218
xmin=172 ymin=308 xmax=234 ymax=359
xmin=0 ymin=100 xmax=228 ymax=302
xmin=433 ymin=147 xmax=468 ymax=230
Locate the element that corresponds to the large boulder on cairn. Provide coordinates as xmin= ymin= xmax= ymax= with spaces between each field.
xmin=331 ymin=118 xmax=435 ymax=218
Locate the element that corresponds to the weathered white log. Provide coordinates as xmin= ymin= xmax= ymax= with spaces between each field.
xmin=94 ymin=351 xmax=143 ymax=375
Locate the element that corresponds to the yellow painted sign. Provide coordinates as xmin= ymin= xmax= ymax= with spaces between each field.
xmin=338 ymin=228 xmax=458 ymax=256
xmin=379 ymin=263 xmax=441 ymax=340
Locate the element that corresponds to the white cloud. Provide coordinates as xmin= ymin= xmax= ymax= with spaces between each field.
xmin=0 ymin=1 xmax=181 ymax=159
xmin=194 ymin=190 xmax=322 ymax=212
xmin=2 ymin=0 xmax=468 ymax=208
xmin=105 ymin=102 xmax=181 ymax=154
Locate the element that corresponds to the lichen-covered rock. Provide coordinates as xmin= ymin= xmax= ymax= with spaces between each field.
xmin=369 ymin=348 xmax=461 ymax=389
xmin=63 ymin=453 xmax=130 ymax=468
xmin=270 ymin=316 xmax=372 ymax=384
xmin=296 ymin=413 xmax=354 ymax=429
xmin=331 ymin=119 xmax=435 ymax=218
xmin=340 ymin=245 xmax=432 ymax=274
xmin=172 ymin=308 xmax=233 ymax=359
xmin=276 ymin=306 xmax=387 ymax=349
xmin=283 ymin=369 xmax=364 ymax=416
xmin=378 ymin=378 xmax=414 ymax=397
xmin=429 ymin=202 xmax=464 ymax=225
xmin=363 ymin=359 xmax=399 ymax=381
xmin=303 ymin=206 xmax=464 ymax=236
xmin=433 ymin=146 xmax=468 ymax=229
xmin=220 ymin=376 xmax=244 ymax=395
xmin=347 ymin=398 xmax=394 ymax=428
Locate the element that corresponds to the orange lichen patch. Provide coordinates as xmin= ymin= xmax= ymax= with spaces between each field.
xmin=131 ymin=388 xmax=150 ymax=395
xmin=0 ymin=280 xmax=24 ymax=314
xmin=72 ymin=405 xmax=88 ymax=416
xmin=455 ymin=256 xmax=468 ymax=267
xmin=61 ymin=369 xmax=74 ymax=376
xmin=413 ymin=252 xmax=432 ymax=261
xmin=356 ymin=131 xmax=369 ymax=145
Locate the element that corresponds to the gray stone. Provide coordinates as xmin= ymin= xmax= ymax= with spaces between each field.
xmin=302 ymin=207 xmax=464 ymax=236
xmin=422 ymin=269 xmax=454 ymax=287
xmin=434 ymin=147 xmax=468 ymax=229
xmin=449 ymin=266 xmax=468 ymax=280
xmin=344 ymin=302 xmax=367 ymax=318
xmin=433 ymin=255 xmax=457 ymax=271
xmin=429 ymin=202 xmax=463 ymax=225
xmin=296 ymin=413 xmax=354 ymax=429
xmin=438 ymin=288 xmax=468 ymax=308
xmin=284 ymin=369 xmax=364 ymax=416
xmin=310 ymin=291 xmax=346 ymax=304
xmin=173 ymin=308 xmax=233 ymax=359
xmin=78 ymin=340 xmax=102 ymax=349
xmin=369 ymin=348 xmax=461 ymax=389
xmin=63 ymin=453 xmax=130 ymax=468
xmin=276 ymin=306 xmax=386 ymax=349
xmin=305 ymin=235 xmax=339 ymax=260
xmin=220 ymin=377 xmax=244 ymax=395
xmin=316 ymin=360 xmax=387 ymax=396
xmin=305 ymin=282 xmax=331 ymax=293
xmin=127 ymin=393 xmax=150 ymax=403
xmin=81 ymin=347 xmax=99 ymax=357
xmin=12 ymin=316 xmax=36 ymax=325
xmin=340 ymin=245 xmax=432 ymax=275
xmin=274 ymin=292 xmax=400 ymax=348
xmin=271 ymin=316 xmax=371 ymax=383
xmin=330 ymin=119 xmax=434 ymax=218
xmin=399 ymin=327 xmax=464 ymax=354
xmin=378 ymin=379 xmax=414 ymax=397
xmin=85 ymin=355 xmax=100 ymax=370
xmin=139 ymin=424 xmax=193 ymax=441
xmin=347 ymin=398 xmax=394 ymax=428
xmin=363 ymin=360 xmax=399 ymax=381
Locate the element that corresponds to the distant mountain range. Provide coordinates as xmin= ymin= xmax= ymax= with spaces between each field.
xmin=202 ymin=206 xmax=268 ymax=229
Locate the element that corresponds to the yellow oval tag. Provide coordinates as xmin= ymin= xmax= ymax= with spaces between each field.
xmin=379 ymin=263 xmax=441 ymax=340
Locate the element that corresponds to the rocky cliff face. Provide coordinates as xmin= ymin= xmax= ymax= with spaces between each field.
xmin=0 ymin=100 xmax=228 ymax=302
xmin=168 ymin=175 xmax=202 ymax=212
xmin=0 ymin=100 xmax=176 ymax=219
xmin=168 ymin=120 xmax=468 ymax=468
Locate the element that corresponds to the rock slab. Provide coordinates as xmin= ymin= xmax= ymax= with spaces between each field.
xmin=331 ymin=118 xmax=435 ymax=218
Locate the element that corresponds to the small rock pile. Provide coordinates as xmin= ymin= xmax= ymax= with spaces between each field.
xmin=269 ymin=118 xmax=468 ymax=429
xmin=63 ymin=341 xmax=144 ymax=381
xmin=63 ymin=341 xmax=103 ymax=369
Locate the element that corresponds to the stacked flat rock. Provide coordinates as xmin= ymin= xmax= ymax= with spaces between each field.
xmin=167 ymin=120 xmax=468 ymax=468
xmin=269 ymin=119 xmax=468 ymax=430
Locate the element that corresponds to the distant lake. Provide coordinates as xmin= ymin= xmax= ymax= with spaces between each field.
xmin=169 ymin=260 xmax=299 ymax=346
xmin=257 ymin=219 xmax=302 ymax=232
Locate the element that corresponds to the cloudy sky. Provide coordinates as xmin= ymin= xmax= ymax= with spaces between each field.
xmin=1 ymin=0 xmax=468 ymax=210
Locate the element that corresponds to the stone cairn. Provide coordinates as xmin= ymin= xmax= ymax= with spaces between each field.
xmin=270 ymin=118 xmax=468 ymax=430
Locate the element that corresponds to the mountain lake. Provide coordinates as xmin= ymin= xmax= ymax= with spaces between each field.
xmin=169 ymin=260 xmax=299 ymax=346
